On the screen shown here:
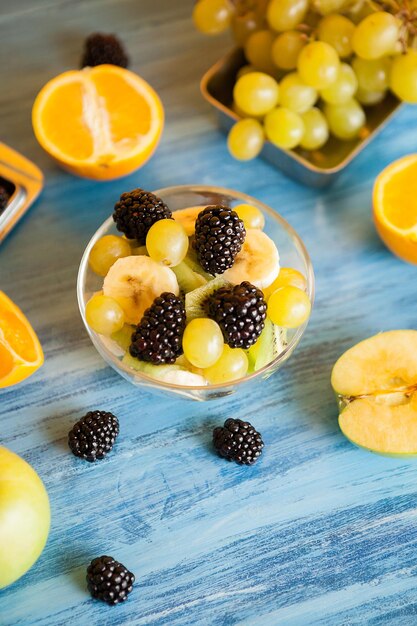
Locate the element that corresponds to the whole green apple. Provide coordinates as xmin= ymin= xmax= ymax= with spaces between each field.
xmin=0 ymin=446 xmax=50 ymax=589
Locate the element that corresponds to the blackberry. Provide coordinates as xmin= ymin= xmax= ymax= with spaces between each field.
xmin=113 ymin=189 xmax=172 ymax=244
xmin=213 ymin=418 xmax=264 ymax=465
xmin=68 ymin=410 xmax=119 ymax=462
xmin=130 ymin=292 xmax=186 ymax=364
xmin=87 ymin=556 xmax=135 ymax=605
xmin=81 ymin=33 xmax=129 ymax=68
xmin=0 ymin=186 xmax=9 ymax=215
xmin=193 ymin=206 xmax=246 ymax=275
xmin=206 ymin=281 xmax=266 ymax=349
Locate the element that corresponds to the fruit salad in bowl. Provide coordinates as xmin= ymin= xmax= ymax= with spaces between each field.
xmin=77 ymin=185 xmax=314 ymax=400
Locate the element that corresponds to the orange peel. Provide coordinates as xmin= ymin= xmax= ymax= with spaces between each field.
xmin=373 ymin=154 xmax=417 ymax=264
xmin=0 ymin=292 xmax=44 ymax=388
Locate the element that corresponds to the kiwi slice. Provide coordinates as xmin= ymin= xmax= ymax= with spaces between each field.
xmin=122 ymin=353 xmax=183 ymax=379
xmin=111 ymin=324 xmax=135 ymax=352
xmin=172 ymin=261 xmax=207 ymax=294
xmin=175 ymin=354 xmax=192 ymax=368
xmin=182 ymin=246 xmax=212 ymax=280
xmin=185 ymin=276 xmax=231 ymax=322
xmin=247 ymin=320 xmax=287 ymax=373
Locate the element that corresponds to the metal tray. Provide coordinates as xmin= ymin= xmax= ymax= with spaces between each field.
xmin=201 ymin=48 xmax=403 ymax=188
xmin=0 ymin=143 xmax=43 ymax=243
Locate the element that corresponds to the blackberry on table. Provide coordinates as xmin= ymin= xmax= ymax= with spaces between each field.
xmin=87 ymin=555 xmax=135 ymax=605
xmin=193 ymin=205 xmax=246 ymax=275
xmin=206 ymin=281 xmax=266 ymax=349
xmin=130 ymin=292 xmax=186 ymax=364
xmin=113 ymin=188 xmax=172 ymax=244
xmin=213 ymin=418 xmax=264 ymax=465
xmin=81 ymin=33 xmax=129 ymax=68
xmin=68 ymin=410 xmax=119 ymax=462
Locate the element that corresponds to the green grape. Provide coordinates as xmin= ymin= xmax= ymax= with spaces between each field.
xmin=232 ymin=101 xmax=264 ymax=121
xmin=318 ymin=14 xmax=355 ymax=58
xmin=390 ymin=40 xmax=404 ymax=56
xmin=352 ymin=12 xmax=399 ymax=60
xmin=234 ymin=203 xmax=265 ymax=229
xmin=352 ymin=57 xmax=390 ymax=92
xmin=267 ymin=286 xmax=311 ymax=328
xmin=267 ymin=0 xmax=308 ymax=31
xmin=204 ymin=345 xmax=248 ymax=384
xmin=321 ymin=63 xmax=358 ymax=104
xmin=231 ymin=10 xmax=263 ymax=46
xmin=89 ymin=235 xmax=131 ymax=277
xmin=300 ymin=108 xmax=329 ymax=150
xmin=183 ymin=318 xmax=224 ymax=368
xmin=244 ymin=30 xmax=276 ymax=74
xmin=312 ymin=0 xmax=350 ymax=16
xmin=264 ymin=107 xmax=305 ymax=149
xmin=324 ymin=99 xmax=366 ymax=140
xmin=193 ymin=0 xmax=234 ymax=35
xmin=298 ymin=41 xmax=340 ymax=90
xmin=356 ymin=87 xmax=386 ymax=106
xmin=86 ymin=294 xmax=125 ymax=336
xmin=233 ymin=72 xmax=279 ymax=116
xmin=236 ymin=64 xmax=256 ymax=79
xmin=227 ymin=119 xmax=265 ymax=161
xmin=347 ymin=0 xmax=374 ymax=25
xmin=263 ymin=267 xmax=307 ymax=299
xmin=132 ymin=245 xmax=148 ymax=255
xmin=390 ymin=50 xmax=417 ymax=103
xmin=279 ymin=72 xmax=317 ymax=113
xmin=146 ymin=219 xmax=188 ymax=267
xmin=272 ymin=31 xmax=306 ymax=71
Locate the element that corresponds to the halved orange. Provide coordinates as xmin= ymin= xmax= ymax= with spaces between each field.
xmin=0 ymin=292 xmax=44 ymax=388
xmin=373 ymin=154 xmax=417 ymax=264
xmin=32 ymin=65 xmax=164 ymax=180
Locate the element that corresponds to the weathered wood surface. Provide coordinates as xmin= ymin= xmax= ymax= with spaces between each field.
xmin=1 ymin=1 xmax=417 ymax=624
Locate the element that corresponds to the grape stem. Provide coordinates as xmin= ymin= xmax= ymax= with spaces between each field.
xmin=295 ymin=23 xmax=315 ymax=38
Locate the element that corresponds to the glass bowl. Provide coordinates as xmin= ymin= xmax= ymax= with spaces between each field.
xmin=77 ymin=185 xmax=314 ymax=401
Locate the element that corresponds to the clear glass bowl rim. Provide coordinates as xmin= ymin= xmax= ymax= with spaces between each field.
xmin=77 ymin=184 xmax=315 ymax=393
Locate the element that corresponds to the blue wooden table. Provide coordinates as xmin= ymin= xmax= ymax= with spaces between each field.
xmin=2 ymin=2 xmax=417 ymax=624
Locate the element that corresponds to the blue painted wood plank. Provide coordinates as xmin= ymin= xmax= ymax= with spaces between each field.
xmin=2 ymin=1 xmax=417 ymax=625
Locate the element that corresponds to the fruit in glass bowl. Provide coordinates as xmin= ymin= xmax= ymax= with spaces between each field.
xmin=77 ymin=185 xmax=314 ymax=401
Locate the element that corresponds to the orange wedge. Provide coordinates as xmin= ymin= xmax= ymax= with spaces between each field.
xmin=0 ymin=292 xmax=44 ymax=388
xmin=32 ymin=65 xmax=164 ymax=180
xmin=373 ymin=154 xmax=417 ymax=264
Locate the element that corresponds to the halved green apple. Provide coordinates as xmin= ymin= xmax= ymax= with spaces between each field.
xmin=331 ymin=330 xmax=417 ymax=456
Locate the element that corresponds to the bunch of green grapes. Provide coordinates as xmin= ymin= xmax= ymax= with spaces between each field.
xmin=193 ymin=0 xmax=417 ymax=160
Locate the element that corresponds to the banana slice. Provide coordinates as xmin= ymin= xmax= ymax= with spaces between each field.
xmin=173 ymin=206 xmax=204 ymax=236
xmin=162 ymin=370 xmax=208 ymax=386
xmin=103 ymin=255 xmax=179 ymax=324
xmin=122 ymin=353 xmax=207 ymax=386
xmin=222 ymin=229 xmax=280 ymax=289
